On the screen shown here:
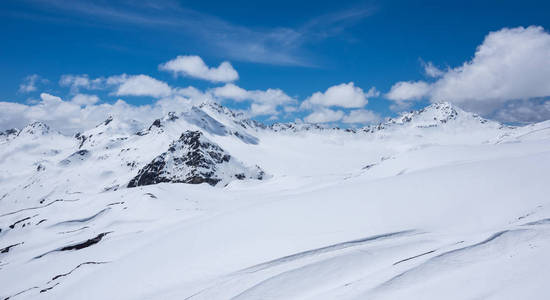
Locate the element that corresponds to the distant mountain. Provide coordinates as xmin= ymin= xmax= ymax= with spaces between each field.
xmin=361 ymin=102 xmax=503 ymax=133
xmin=0 ymin=101 xmax=524 ymax=195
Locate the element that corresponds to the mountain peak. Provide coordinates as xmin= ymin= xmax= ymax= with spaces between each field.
xmin=19 ymin=121 xmax=51 ymax=136
xmin=128 ymin=130 xmax=265 ymax=187
xmin=386 ymin=101 xmax=492 ymax=127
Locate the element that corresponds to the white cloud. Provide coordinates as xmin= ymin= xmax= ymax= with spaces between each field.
xmin=40 ymin=92 xmax=63 ymax=103
xmin=159 ymin=55 xmax=239 ymax=83
xmin=342 ymin=109 xmax=382 ymax=124
xmin=283 ymin=106 xmax=298 ymax=113
xmin=19 ymin=75 xmax=47 ymax=93
xmin=430 ymin=26 xmax=550 ymax=112
xmin=422 ymin=61 xmax=444 ymax=78
xmin=385 ymin=81 xmax=431 ymax=110
xmin=249 ymin=88 xmax=295 ymax=106
xmin=301 ymin=82 xmax=373 ymax=109
xmin=108 ymin=74 xmax=173 ymax=98
xmin=386 ymin=26 xmax=550 ymax=121
xmin=0 ymin=93 xmax=196 ymax=134
xmin=304 ymin=108 xmax=344 ymax=123
xmin=365 ymin=86 xmax=381 ymax=98
xmin=70 ymin=94 xmax=100 ymax=106
xmin=59 ymin=74 xmax=105 ymax=93
xmin=250 ymin=103 xmax=278 ymax=116
xmin=60 ymin=74 xmax=174 ymax=99
xmin=386 ymin=81 xmax=431 ymax=101
xmin=173 ymin=86 xmax=215 ymax=104
xmin=492 ymin=100 xmax=550 ymax=124
xmin=211 ymin=83 xmax=248 ymax=100
xmin=210 ymin=83 xmax=295 ymax=116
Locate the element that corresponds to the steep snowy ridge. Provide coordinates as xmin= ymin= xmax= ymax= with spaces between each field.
xmin=198 ymin=101 xmax=266 ymax=131
xmin=1 ymin=101 xmax=550 ymax=300
xmin=75 ymin=116 xmax=144 ymax=149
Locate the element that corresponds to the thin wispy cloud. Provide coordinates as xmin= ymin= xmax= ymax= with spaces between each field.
xmin=17 ymin=0 xmax=374 ymax=66
xmin=18 ymin=74 xmax=48 ymax=93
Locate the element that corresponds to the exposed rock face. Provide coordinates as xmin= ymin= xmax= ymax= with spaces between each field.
xmin=1 ymin=128 xmax=19 ymax=137
xmin=128 ymin=130 xmax=264 ymax=187
xmin=136 ymin=112 xmax=178 ymax=136
xmin=0 ymin=128 xmax=20 ymax=142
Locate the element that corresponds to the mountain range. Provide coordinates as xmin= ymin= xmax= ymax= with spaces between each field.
xmin=1 ymin=101 xmax=550 ymax=299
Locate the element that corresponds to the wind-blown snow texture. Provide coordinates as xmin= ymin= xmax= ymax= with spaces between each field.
xmin=1 ymin=101 xmax=550 ymax=299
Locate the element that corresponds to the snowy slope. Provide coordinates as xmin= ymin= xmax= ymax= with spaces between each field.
xmin=1 ymin=102 xmax=550 ymax=299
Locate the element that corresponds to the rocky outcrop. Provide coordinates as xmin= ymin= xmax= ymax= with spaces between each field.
xmin=0 ymin=128 xmax=19 ymax=142
xmin=59 ymin=150 xmax=91 ymax=166
xmin=128 ymin=131 xmax=264 ymax=187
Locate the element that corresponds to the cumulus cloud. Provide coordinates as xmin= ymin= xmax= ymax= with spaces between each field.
xmin=0 ymin=93 xmax=199 ymax=134
xmin=59 ymin=73 xmax=174 ymax=99
xmin=386 ymin=26 xmax=550 ymax=122
xmin=492 ymin=99 xmax=550 ymax=124
xmin=52 ymin=72 xmax=296 ymax=118
xmin=304 ymin=108 xmax=344 ymax=123
xmin=342 ymin=109 xmax=381 ymax=124
xmin=70 ymin=94 xmax=100 ymax=106
xmin=40 ymin=92 xmax=62 ymax=103
xmin=211 ymin=83 xmax=248 ymax=100
xmin=19 ymin=74 xmax=47 ymax=93
xmin=386 ymin=81 xmax=431 ymax=110
xmin=159 ymin=55 xmax=239 ymax=83
xmin=211 ymin=83 xmax=295 ymax=116
xmin=301 ymin=82 xmax=376 ymax=109
xmin=59 ymin=74 xmax=105 ymax=93
xmin=250 ymin=103 xmax=278 ymax=116
xmin=108 ymin=74 xmax=173 ymax=98
xmin=430 ymin=26 xmax=550 ymax=111
xmin=173 ymin=86 xmax=214 ymax=104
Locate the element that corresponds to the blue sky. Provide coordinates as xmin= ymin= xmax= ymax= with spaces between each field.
xmin=1 ymin=0 xmax=550 ymax=131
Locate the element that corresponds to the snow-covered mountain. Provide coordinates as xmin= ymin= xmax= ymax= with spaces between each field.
xmin=127 ymin=130 xmax=264 ymax=187
xmin=1 ymin=101 xmax=550 ymax=299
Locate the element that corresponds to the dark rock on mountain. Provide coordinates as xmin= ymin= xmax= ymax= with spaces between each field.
xmin=103 ymin=116 xmax=113 ymax=126
xmin=0 ymin=128 xmax=20 ymax=142
xmin=136 ymin=112 xmax=179 ymax=136
xmin=128 ymin=130 xmax=264 ymax=187
xmin=59 ymin=150 xmax=91 ymax=166
xmin=150 ymin=119 xmax=162 ymax=129
xmin=1 ymin=128 xmax=19 ymax=137
xmin=269 ymin=123 xmax=328 ymax=132
xmin=74 ymin=132 xmax=88 ymax=149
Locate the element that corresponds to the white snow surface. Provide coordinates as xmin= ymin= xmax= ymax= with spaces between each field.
xmin=1 ymin=102 xmax=550 ymax=299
